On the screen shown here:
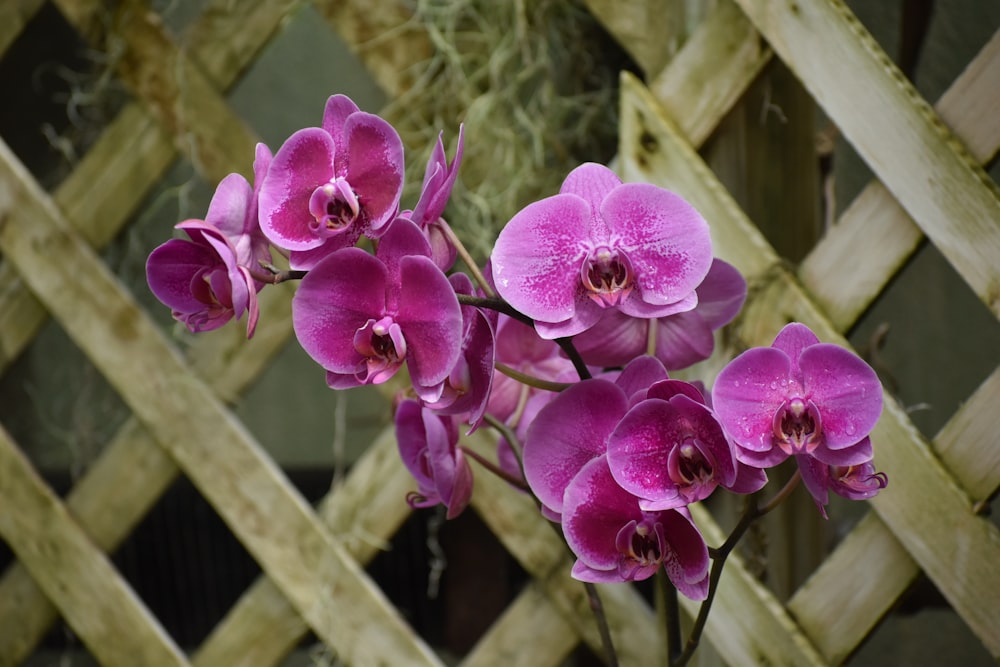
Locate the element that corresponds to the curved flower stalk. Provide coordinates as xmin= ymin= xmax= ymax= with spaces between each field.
xmin=491 ymin=162 xmax=713 ymax=339
xmin=258 ymin=94 xmax=405 ymax=269
xmin=711 ymin=322 xmax=887 ymax=516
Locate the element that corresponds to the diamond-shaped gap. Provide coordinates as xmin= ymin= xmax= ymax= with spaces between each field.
xmin=0 ymin=0 xmax=129 ymax=191
xmin=847 ymin=572 xmax=996 ymax=665
xmin=110 ymin=472 xmax=263 ymax=650
xmin=362 ymin=508 xmax=530 ymax=661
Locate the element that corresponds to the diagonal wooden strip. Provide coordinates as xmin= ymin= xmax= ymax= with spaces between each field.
xmin=620 ymin=71 xmax=1000 ymax=658
xmin=732 ymin=0 xmax=1000 ymax=320
xmin=0 ymin=284 xmax=294 ymax=662
xmin=801 ymin=28 xmax=1000 ymax=331
xmin=0 ymin=0 xmax=45 ymax=57
xmin=0 ymin=423 xmax=189 ymax=667
xmin=458 ymin=580 xmax=577 ymax=667
xmin=193 ymin=424 xmax=415 ymax=666
xmin=788 ymin=363 xmax=1000 ymax=663
xmin=647 ymin=0 xmax=771 ymax=149
xmin=0 ymin=0 xmax=300 ymax=375
xmin=0 ymin=139 xmax=442 ymax=666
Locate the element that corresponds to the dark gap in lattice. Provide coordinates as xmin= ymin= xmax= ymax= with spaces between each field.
xmin=0 ymin=1 xmax=128 ymax=191
xmin=366 ymin=507 xmax=530 ymax=659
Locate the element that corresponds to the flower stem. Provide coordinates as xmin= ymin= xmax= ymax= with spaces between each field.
xmin=440 ymin=221 xmax=495 ymax=298
xmin=584 ymin=582 xmax=619 ymax=667
xmin=674 ymin=471 xmax=802 ymax=666
xmin=459 ymin=445 xmax=529 ymax=492
xmin=494 ymin=362 xmax=572 ymax=393
xmin=251 ymin=262 xmax=307 ymax=284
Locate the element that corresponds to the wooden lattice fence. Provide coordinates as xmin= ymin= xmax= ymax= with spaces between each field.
xmin=0 ymin=1 xmax=998 ymax=666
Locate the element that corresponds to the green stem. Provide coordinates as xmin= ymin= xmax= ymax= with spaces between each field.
xmin=494 ymin=362 xmax=572 ymax=393
xmin=459 ymin=445 xmax=529 ymax=492
xmin=584 ymin=582 xmax=619 ymax=667
xmin=440 ymin=221 xmax=495 ymax=297
xmin=673 ymin=471 xmax=802 ymax=666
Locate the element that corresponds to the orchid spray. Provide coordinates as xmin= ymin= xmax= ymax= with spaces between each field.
xmin=147 ymin=94 xmax=887 ymax=665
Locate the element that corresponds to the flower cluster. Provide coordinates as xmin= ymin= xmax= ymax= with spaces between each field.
xmin=147 ymin=94 xmax=887 ymax=605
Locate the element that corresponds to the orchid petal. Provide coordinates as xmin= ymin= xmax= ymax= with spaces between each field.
xmin=343 ymin=112 xmax=405 ymax=235
xmin=712 ymin=347 xmax=792 ymax=451
xmin=799 ymin=344 xmax=883 ymax=448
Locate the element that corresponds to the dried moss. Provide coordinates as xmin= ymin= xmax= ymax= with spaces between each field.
xmin=382 ymin=0 xmax=634 ymax=262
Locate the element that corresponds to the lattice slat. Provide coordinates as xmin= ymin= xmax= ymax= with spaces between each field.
xmin=733 ymin=0 xmax=1000 ymax=320
xmin=619 ymin=63 xmax=1000 ymax=657
xmin=0 ymin=424 xmax=189 ymax=667
xmin=0 ymin=138 xmax=443 ymax=667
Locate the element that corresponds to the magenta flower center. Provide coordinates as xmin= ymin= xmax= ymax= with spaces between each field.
xmin=581 ymin=245 xmax=634 ymax=307
xmin=353 ymin=316 xmax=407 ymax=384
xmin=308 ymin=177 xmax=360 ymax=237
xmin=773 ymin=397 xmax=823 ymax=455
xmin=669 ymin=439 xmax=714 ymax=487
xmin=615 ymin=518 xmax=665 ymax=579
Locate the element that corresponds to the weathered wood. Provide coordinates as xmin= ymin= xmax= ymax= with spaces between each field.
xmin=620 ymin=72 xmax=1000 ymax=657
xmin=0 ymin=0 xmax=45 ymax=57
xmin=582 ymin=0 xmax=681 ymax=76
xmin=0 ymin=138 xmax=442 ymax=667
xmin=195 ymin=425 xmax=415 ymax=666
xmin=733 ymin=0 xmax=1000 ymax=320
xmin=0 ymin=284 xmax=296 ymax=663
xmin=788 ymin=365 xmax=1000 ymax=663
xmin=800 ymin=28 xmax=1000 ymax=331
xmin=459 ymin=581 xmax=577 ymax=667
xmin=648 ymin=0 xmax=771 ymax=148
xmin=0 ymin=424 xmax=189 ymax=667
xmin=0 ymin=0 xmax=297 ymax=375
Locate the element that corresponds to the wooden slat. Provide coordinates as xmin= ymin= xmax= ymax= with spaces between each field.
xmin=733 ymin=0 xmax=1000 ymax=320
xmin=800 ymin=28 xmax=1000 ymax=330
xmin=0 ymin=284 xmax=294 ymax=662
xmin=0 ymin=424 xmax=189 ymax=667
xmin=0 ymin=0 xmax=299 ymax=376
xmin=0 ymin=138 xmax=443 ymax=667
xmin=0 ymin=0 xmax=45 ymax=57
xmin=582 ymin=0 xmax=678 ymax=76
xmin=194 ymin=425 xmax=414 ymax=666
xmin=619 ymin=72 xmax=1000 ymax=657
xmin=788 ymin=365 xmax=1000 ymax=663
xmin=648 ymin=0 xmax=771 ymax=148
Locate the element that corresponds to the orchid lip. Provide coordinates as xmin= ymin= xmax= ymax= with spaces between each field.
xmin=581 ymin=245 xmax=634 ymax=307
xmin=773 ymin=397 xmax=823 ymax=455
xmin=308 ymin=177 xmax=360 ymax=237
xmin=353 ymin=316 xmax=407 ymax=384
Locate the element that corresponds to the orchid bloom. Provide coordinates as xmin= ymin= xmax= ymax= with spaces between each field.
xmin=396 ymin=399 xmax=473 ymax=519
xmin=711 ymin=322 xmax=886 ymax=514
xmin=258 ymin=95 xmax=404 ymax=269
xmin=573 ymin=258 xmax=747 ymax=369
xmin=563 ymin=456 xmax=709 ymax=597
xmin=207 ymin=143 xmax=274 ymax=279
xmin=607 ymin=380 xmax=767 ymax=511
xmin=398 ymin=126 xmax=465 ymax=271
xmin=491 ymin=162 xmax=713 ymax=339
xmin=147 ymin=220 xmax=259 ymax=337
xmin=292 ymin=217 xmax=463 ymax=400
xmin=522 ymin=356 xmax=669 ymax=519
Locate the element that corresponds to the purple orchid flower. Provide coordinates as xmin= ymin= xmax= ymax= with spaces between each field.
xmin=292 ymin=217 xmax=463 ymax=400
xmin=398 ymin=126 xmax=465 ymax=271
xmin=207 ymin=143 xmax=274 ymax=278
xmin=797 ymin=452 xmax=888 ymax=518
xmin=562 ymin=455 xmax=709 ymax=597
xmin=396 ymin=399 xmax=473 ymax=519
xmin=607 ymin=380 xmax=767 ymax=511
xmin=521 ymin=356 xmax=669 ymax=518
xmin=258 ymin=94 xmax=404 ymax=269
xmin=711 ymin=322 xmax=885 ymax=513
xmin=421 ymin=272 xmax=496 ymax=430
xmin=490 ymin=162 xmax=713 ymax=339
xmin=573 ymin=258 xmax=747 ymax=369
xmin=147 ymin=220 xmax=259 ymax=337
